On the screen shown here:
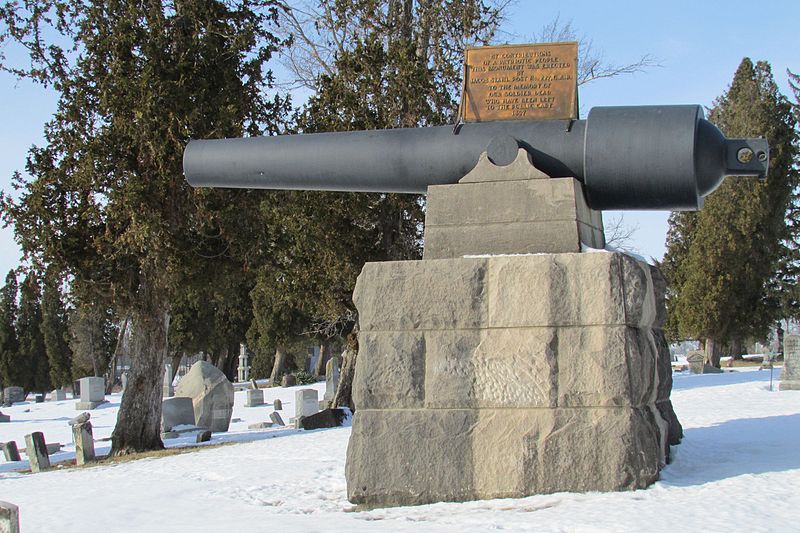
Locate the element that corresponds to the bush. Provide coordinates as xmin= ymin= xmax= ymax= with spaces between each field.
xmin=294 ymin=370 xmax=316 ymax=385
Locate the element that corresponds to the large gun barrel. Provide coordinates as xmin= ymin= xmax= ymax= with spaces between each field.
xmin=183 ymin=105 xmax=768 ymax=210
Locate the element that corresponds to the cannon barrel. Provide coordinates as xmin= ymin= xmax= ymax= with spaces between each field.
xmin=183 ymin=105 xmax=769 ymax=210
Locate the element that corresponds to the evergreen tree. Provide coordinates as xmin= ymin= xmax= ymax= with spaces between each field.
xmin=1 ymin=0 xmax=289 ymax=453
xmin=41 ymin=273 xmax=73 ymax=388
xmin=17 ymin=273 xmax=49 ymax=391
xmin=0 ymin=271 xmax=20 ymax=390
xmin=662 ymin=59 xmax=798 ymax=365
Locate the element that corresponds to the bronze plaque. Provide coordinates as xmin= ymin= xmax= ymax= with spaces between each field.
xmin=461 ymin=42 xmax=578 ymax=122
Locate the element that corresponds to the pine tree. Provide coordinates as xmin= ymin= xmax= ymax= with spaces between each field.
xmin=1 ymin=0 xmax=289 ymax=453
xmin=17 ymin=273 xmax=49 ymax=392
xmin=41 ymin=273 xmax=73 ymax=388
xmin=0 ymin=271 xmax=20 ymax=391
xmin=662 ymin=59 xmax=798 ymax=365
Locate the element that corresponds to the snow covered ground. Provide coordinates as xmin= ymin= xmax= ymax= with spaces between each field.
xmin=1 ymin=369 xmax=799 ymax=532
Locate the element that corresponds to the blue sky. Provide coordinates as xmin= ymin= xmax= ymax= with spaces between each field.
xmin=0 ymin=0 xmax=798 ymax=275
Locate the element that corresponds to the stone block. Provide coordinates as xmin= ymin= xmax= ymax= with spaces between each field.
xmin=781 ymin=334 xmax=800 ymax=390
xmin=347 ymin=407 xmax=661 ymax=506
xmin=196 ymin=430 xmax=212 ymax=443
xmin=686 ymin=351 xmax=705 ymax=374
xmin=24 ymin=432 xmax=50 ymax=473
xmin=269 ymin=412 xmax=285 ymax=426
xmin=162 ymin=397 xmax=198 ymax=432
xmin=0 ymin=501 xmax=19 ymax=533
xmin=299 ymin=408 xmax=348 ymax=430
xmin=175 ymin=361 xmax=234 ymax=432
xmin=354 ymin=259 xmax=488 ymax=332
xmin=49 ymin=389 xmax=67 ymax=401
xmin=2 ymin=387 xmax=24 ymax=405
xmin=45 ymin=443 xmax=62 ymax=455
xmin=281 ymin=374 xmax=296 ymax=387
xmin=79 ymin=377 xmax=105 ymax=403
xmin=353 ymin=332 xmax=425 ymax=409
xmin=244 ymin=388 xmax=264 ymax=407
xmin=0 ymin=413 xmax=9 ymax=423
xmin=273 ymin=398 xmax=282 ymax=410
xmin=295 ymin=389 xmax=319 ymax=419
xmin=324 ymin=357 xmax=341 ymax=402
xmin=1 ymin=442 xmax=21 ymax=462
xmin=72 ymin=422 xmax=95 ymax=466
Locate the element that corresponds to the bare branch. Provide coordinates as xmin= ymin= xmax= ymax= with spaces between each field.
xmin=603 ymin=213 xmax=640 ymax=254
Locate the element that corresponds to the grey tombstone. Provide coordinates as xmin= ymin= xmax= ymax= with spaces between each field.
xmin=0 ymin=412 xmax=9 ymax=423
xmin=196 ymin=430 xmax=212 ymax=443
xmin=323 ymin=357 xmax=341 ymax=403
xmin=0 ymin=501 xmax=20 ymax=533
xmin=163 ymin=364 xmax=174 ymax=398
xmin=244 ymin=388 xmax=264 ymax=407
xmin=76 ymin=376 xmax=106 ymax=410
xmin=281 ymin=374 xmax=296 ymax=387
xmin=24 ymin=432 xmax=50 ymax=473
xmin=269 ymin=411 xmax=285 ymax=426
xmin=71 ymin=421 xmax=95 ymax=466
xmin=273 ymin=398 xmax=282 ymax=410
xmin=1 ymin=442 xmax=21 ymax=462
xmin=295 ymin=389 xmax=319 ymax=419
xmin=2 ymin=387 xmax=24 ymax=405
xmin=686 ymin=351 xmax=706 ymax=374
xmin=49 ymin=388 xmax=67 ymax=402
xmin=161 ymin=397 xmax=196 ymax=432
xmin=174 ymin=361 xmax=234 ymax=432
xmin=45 ymin=443 xmax=62 ymax=455
xmin=781 ymin=334 xmax=800 ymax=390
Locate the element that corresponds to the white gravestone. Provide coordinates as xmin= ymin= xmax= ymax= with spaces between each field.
xmin=781 ymin=335 xmax=800 ymax=390
xmin=295 ymin=389 xmax=319 ymax=419
xmin=244 ymin=388 xmax=264 ymax=407
xmin=76 ymin=377 xmax=105 ymax=410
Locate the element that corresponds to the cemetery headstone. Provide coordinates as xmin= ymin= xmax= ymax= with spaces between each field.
xmin=0 ymin=412 xmax=9 ymax=423
xmin=0 ymin=500 xmax=20 ymax=533
xmin=76 ymin=376 xmax=106 ymax=410
xmin=281 ymin=374 xmax=296 ymax=387
xmin=299 ymin=408 xmax=348 ymax=430
xmin=24 ymin=432 xmax=50 ymax=473
xmin=196 ymin=430 xmax=212 ymax=443
xmin=781 ymin=335 xmax=800 ymax=391
xmin=161 ymin=397 xmax=196 ymax=432
xmin=1 ymin=441 xmax=21 ymax=462
xmin=244 ymin=388 xmax=264 ymax=407
xmin=163 ymin=364 xmax=174 ymax=397
xmin=35 ymin=394 xmax=45 ymax=403
xmin=2 ymin=387 xmax=24 ymax=405
xmin=45 ymin=443 xmax=62 ymax=455
xmin=272 ymin=398 xmax=282 ymax=410
xmin=269 ymin=412 xmax=285 ymax=426
xmin=71 ymin=421 xmax=95 ymax=466
xmin=323 ymin=357 xmax=340 ymax=403
xmin=295 ymin=389 xmax=319 ymax=419
xmin=49 ymin=389 xmax=67 ymax=401
xmin=174 ymin=361 xmax=234 ymax=432
xmin=686 ymin=351 xmax=705 ymax=374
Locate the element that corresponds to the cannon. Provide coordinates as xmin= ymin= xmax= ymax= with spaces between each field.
xmin=183 ymin=104 xmax=768 ymax=210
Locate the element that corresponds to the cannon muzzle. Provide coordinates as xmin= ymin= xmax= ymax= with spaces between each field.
xmin=183 ymin=105 xmax=768 ymax=210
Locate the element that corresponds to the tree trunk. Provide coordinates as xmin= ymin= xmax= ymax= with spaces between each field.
xmin=730 ymin=338 xmax=744 ymax=361
xmin=333 ymin=347 xmax=358 ymax=411
xmin=105 ymin=316 xmax=129 ymax=394
xmin=269 ymin=345 xmax=287 ymax=385
xmin=705 ymin=338 xmax=722 ymax=368
xmin=110 ymin=286 xmax=168 ymax=455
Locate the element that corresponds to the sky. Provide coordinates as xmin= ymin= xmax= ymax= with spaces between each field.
xmin=0 ymin=0 xmax=798 ymax=276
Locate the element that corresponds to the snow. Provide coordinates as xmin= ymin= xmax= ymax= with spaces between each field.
xmin=2 ymin=370 xmax=799 ymax=532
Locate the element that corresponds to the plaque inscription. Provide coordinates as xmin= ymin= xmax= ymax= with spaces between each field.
xmin=461 ymin=42 xmax=578 ymax=122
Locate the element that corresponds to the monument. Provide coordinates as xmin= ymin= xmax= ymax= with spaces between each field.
xmin=183 ymin=42 xmax=768 ymax=506
xmin=781 ymin=334 xmax=800 ymax=390
xmin=75 ymin=376 xmax=106 ymax=410
xmin=237 ymin=344 xmax=251 ymax=382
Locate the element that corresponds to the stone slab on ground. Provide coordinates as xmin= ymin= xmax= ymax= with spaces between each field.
xmin=248 ymin=422 xmax=274 ymax=430
xmin=0 ymin=500 xmax=19 ymax=533
xmin=269 ymin=412 xmax=285 ymax=426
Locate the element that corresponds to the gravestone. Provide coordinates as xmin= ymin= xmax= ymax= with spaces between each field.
xmin=49 ymin=389 xmax=67 ymax=401
xmin=196 ymin=430 xmax=212 ymax=443
xmin=299 ymin=408 xmax=348 ymax=430
xmin=163 ymin=364 xmax=174 ymax=398
xmin=35 ymin=394 xmax=45 ymax=403
xmin=295 ymin=389 xmax=319 ymax=419
xmin=780 ymin=335 xmax=800 ymax=391
xmin=273 ymin=398 xmax=282 ymax=410
xmin=323 ymin=357 xmax=340 ymax=403
xmin=1 ymin=442 xmax=21 ymax=462
xmin=244 ymin=388 xmax=264 ymax=407
xmin=3 ymin=387 xmax=24 ymax=405
xmin=175 ymin=361 xmax=234 ymax=432
xmin=76 ymin=376 xmax=106 ymax=410
xmin=161 ymin=397 xmax=196 ymax=432
xmin=0 ymin=412 xmax=9 ymax=423
xmin=269 ymin=412 xmax=285 ymax=426
xmin=686 ymin=351 xmax=706 ymax=374
xmin=71 ymin=421 xmax=95 ymax=466
xmin=0 ymin=501 xmax=19 ymax=533
xmin=24 ymin=432 xmax=50 ymax=473
xmin=45 ymin=443 xmax=62 ymax=455
xmin=281 ymin=374 xmax=296 ymax=387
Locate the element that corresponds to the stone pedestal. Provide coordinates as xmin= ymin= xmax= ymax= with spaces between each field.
xmin=244 ymin=388 xmax=264 ymax=407
xmin=346 ymin=252 xmax=681 ymax=506
xmin=780 ymin=335 xmax=800 ymax=390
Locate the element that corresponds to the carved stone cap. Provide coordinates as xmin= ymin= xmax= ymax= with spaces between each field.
xmin=459 ymin=148 xmax=551 ymax=184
